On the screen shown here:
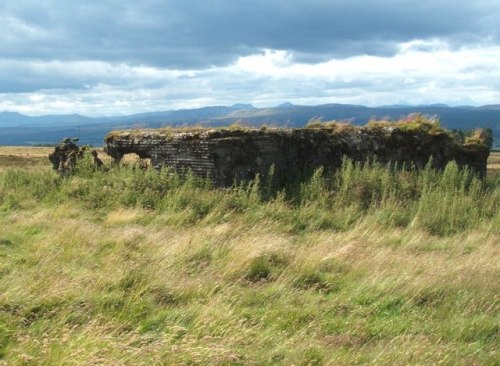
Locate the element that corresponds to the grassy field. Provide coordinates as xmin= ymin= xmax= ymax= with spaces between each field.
xmin=0 ymin=148 xmax=498 ymax=365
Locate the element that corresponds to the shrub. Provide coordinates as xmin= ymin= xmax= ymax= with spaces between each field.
xmin=245 ymin=257 xmax=272 ymax=282
xmin=245 ymin=252 xmax=289 ymax=282
xmin=292 ymin=269 xmax=337 ymax=293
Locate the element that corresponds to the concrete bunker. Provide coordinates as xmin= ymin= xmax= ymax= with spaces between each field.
xmin=104 ymin=122 xmax=491 ymax=187
xmin=117 ymin=152 xmax=151 ymax=169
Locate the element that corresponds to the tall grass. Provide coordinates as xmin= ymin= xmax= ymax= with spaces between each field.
xmin=1 ymin=153 xmax=499 ymax=235
xmin=0 ymin=154 xmax=499 ymax=364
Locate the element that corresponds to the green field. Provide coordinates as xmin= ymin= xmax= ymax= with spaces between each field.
xmin=0 ymin=149 xmax=498 ymax=365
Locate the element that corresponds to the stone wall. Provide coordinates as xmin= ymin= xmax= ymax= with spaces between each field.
xmin=104 ymin=125 xmax=491 ymax=187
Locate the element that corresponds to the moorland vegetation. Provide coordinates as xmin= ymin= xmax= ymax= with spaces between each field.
xmin=0 ymin=132 xmax=499 ymax=364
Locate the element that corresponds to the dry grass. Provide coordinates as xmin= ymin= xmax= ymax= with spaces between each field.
xmin=488 ymin=151 xmax=500 ymax=176
xmin=0 ymin=205 xmax=498 ymax=365
xmin=0 ymin=147 xmax=499 ymax=364
xmin=0 ymin=147 xmax=53 ymax=173
xmin=0 ymin=146 xmax=54 ymax=157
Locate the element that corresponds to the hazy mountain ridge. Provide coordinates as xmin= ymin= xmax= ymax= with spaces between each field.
xmin=0 ymin=104 xmax=499 ymax=147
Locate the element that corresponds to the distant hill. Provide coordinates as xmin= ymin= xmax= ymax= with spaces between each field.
xmin=0 ymin=104 xmax=499 ymax=148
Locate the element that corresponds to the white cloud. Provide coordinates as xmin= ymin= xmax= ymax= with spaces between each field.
xmin=1 ymin=1 xmax=499 ymax=116
xmin=1 ymin=43 xmax=500 ymax=116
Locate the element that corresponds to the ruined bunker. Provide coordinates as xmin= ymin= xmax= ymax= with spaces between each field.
xmin=104 ymin=123 xmax=491 ymax=187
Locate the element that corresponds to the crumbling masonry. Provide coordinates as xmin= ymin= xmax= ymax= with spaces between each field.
xmin=104 ymin=125 xmax=491 ymax=187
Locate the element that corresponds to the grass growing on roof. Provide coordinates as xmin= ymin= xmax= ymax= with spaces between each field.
xmin=105 ymin=115 xmax=491 ymax=150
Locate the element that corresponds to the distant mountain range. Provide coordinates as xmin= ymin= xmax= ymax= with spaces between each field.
xmin=1 ymin=103 xmax=499 ymax=148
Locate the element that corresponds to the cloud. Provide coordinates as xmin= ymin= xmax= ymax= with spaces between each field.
xmin=1 ymin=45 xmax=499 ymax=116
xmin=0 ymin=59 xmax=194 ymax=93
xmin=0 ymin=1 xmax=499 ymax=115
xmin=1 ymin=1 xmax=499 ymax=68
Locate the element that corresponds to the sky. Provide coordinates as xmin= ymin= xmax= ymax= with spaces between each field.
xmin=1 ymin=0 xmax=500 ymax=116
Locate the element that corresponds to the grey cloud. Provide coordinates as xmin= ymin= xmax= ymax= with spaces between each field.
xmin=0 ymin=63 xmax=89 ymax=93
xmin=0 ymin=58 xmax=189 ymax=93
xmin=1 ymin=0 xmax=500 ymax=114
xmin=1 ymin=0 xmax=498 ymax=69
